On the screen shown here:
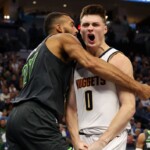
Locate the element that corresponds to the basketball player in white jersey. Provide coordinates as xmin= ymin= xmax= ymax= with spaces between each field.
xmin=66 ymin=4 xmax=136 ymax=150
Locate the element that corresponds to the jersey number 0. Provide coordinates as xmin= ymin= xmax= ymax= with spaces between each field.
xmin=85 ymin=90 xmax=93 ymax=111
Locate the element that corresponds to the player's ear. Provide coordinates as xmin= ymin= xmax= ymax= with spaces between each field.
xmin=104 ymin=25 xmax=108 ymax=35
xmin=56 ymin=24 xmax=63 ymax=33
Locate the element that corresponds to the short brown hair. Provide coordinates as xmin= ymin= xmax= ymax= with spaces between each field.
xmin=44 ymin=12 xmax=69 ymax=36
xmin=80 ymin=4 xmax=106 ymax=23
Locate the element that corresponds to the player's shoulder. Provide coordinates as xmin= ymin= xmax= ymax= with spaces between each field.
xmin=49 ymin=33 xmax=75 ymax=40
xmin=47 ymin=33 xmax=78 ymax=46
xmin=109 ymin=49 xmax=133 ymax=73
xmin=110 ymin=49 xmax=131 ymax=64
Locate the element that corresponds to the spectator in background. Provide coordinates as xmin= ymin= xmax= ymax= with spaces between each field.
xmin=134 ymin=128 xmax=142 ymax=142
xmin=0 ymin=88 xmax=10 ymax=103
xmin=127 ymin=131 xmax=135 ymax=149
xmin=0 ymin=118 xmax=7 ymax=150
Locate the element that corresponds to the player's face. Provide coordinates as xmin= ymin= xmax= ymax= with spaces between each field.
xmin=61 ymin=16 xmax=78 ymax=36
xmin=80 ymin=15 xmax=107 ymax=48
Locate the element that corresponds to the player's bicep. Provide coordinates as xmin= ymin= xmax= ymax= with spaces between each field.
xmin=109 ymin=53 xmax=134 ymax=79
xmin=61 ymin=34 xmax=84 ymax=58
xmin=61 ymin=34 xmax=96 ymax=68
xmin=109 ymin=53 xmax=135 ymax=104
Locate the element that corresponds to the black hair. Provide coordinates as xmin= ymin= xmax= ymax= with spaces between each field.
xmin=44 ymin=12 xmax=69 ymax=36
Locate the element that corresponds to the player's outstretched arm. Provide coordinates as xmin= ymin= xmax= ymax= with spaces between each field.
xmin=60 ymin=33 xmax=150 ymax=100
xmin=46 ymin=33 xmax=150 ymax=99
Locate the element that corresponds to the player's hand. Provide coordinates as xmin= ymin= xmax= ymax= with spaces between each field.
xmin=138 ymin=84 xmax=150 ymax=100
xmin=73 ymin=140 xmax=88 ymax=150
xmin=88 ymin=140 xmax=106 ymax=150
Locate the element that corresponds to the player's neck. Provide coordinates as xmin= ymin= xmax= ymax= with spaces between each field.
xmin=87 ymin=43 xmax=110 ymax=57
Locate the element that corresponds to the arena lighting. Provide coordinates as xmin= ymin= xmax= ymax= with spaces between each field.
xmin=32 ymin=1 xmax=37 ymax=5
xmin=123 ymin=0 xmax=150 ymax=3
xmin=4 ymin=15 xmax=10 ymax=20
xmin=63 ymin=4 xmax=67 ymax=8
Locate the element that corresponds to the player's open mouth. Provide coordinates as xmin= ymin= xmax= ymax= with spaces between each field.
xmin=88 ymin=34 xmax=95 ymax=41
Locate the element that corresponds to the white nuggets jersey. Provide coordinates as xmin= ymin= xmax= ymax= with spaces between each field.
xmin=74 ymin=48 xmax=120 ymax=131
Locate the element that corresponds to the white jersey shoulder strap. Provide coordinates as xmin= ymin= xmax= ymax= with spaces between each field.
xmin=100 ymin=48 xmax=119 ymax=62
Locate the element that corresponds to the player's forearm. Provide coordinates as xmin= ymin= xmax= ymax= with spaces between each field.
xmin=98 ymin=104 xmax=135 ymax=144
xmin=89 ymin=57 xmax=141 ymax=95
xmin=71 ymin=44 xmax=149 ymax=99
xmin=66 ymin=108 xmax=80 ymax=144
